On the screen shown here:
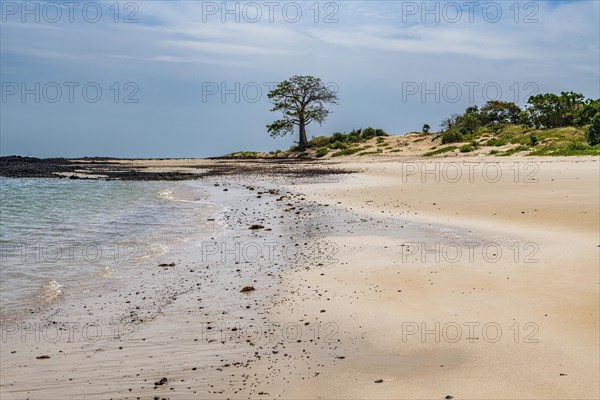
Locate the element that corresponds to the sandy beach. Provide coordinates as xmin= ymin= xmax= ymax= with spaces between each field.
xmin=1 ymin=155 xmax=598 ymax=399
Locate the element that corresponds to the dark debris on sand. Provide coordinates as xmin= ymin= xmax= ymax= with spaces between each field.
xmin=0 ymin=156 xmax=356 ymax=181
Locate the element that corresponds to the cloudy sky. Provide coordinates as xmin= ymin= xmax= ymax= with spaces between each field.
xmin=1 ymin=0 xmax=598 ymax=157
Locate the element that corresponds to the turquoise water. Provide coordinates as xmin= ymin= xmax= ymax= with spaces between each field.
xmin=0 ymin=178 xmax=223 ymax=322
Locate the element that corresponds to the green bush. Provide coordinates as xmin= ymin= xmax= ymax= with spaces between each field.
xmin=529 ymin=135 xmax=539 ymax=146
xmin=485 ymin=138 xmax=506 ymax=147
xmin=361 ymin=127 xmax=377 ymax=140
xmin=441 ymin=131 xmax=464 ymax=144
xmin=375 ymin=128 xmax=388 ymax=136
xmin=329 ymin=141 xmax=348 ymax=150
xmin=330 ymin=132 xmax=347 ymax=143
xmin=587 ymin=114 xmax=600 ymax=145
xmin=567 ymin=141 xmax=591 ymax=150
xmin=331 ymin=147 xmax=362 ymax=157
xmin=376 ymin=137 xmax=385 ymax=144
xmin=500 ymin=145 xmax=530 ymax=156
xmin=423 ymin=146 xmax=458 ymax=156
xmin=315 ymin=148 xmax=328 ymax=157
xmin=460 ymin=145 xmax=474 ymax=153
xmin=308 ymin=136 xmax=331 ymax=148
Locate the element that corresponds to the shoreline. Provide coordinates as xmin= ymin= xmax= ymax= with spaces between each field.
xmin=1 ymin=156 xmax=598 ymax=399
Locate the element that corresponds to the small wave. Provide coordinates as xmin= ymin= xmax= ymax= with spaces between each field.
xmin=158 ymin=189 xmax=175 ymax=201
xmin=98 ymin=266 xmax=114 ymax=278
xmin=137 ymin=243 xmax=168 ymax=259
xmin=38 ymin=279 xmax=63 ymax=303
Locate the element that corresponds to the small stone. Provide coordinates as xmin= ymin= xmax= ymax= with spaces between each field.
xmin=158 ymin=262 xmax=175 ymax=267
xmin=154 ymin=377 xmax=168 ymax=386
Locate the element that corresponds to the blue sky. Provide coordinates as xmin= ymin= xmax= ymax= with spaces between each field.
xmin=1 ymin=0 xmax=599 ymax=157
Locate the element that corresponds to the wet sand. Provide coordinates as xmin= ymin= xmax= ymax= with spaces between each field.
xmin=1 ymin=156 xmax=598 ymax=399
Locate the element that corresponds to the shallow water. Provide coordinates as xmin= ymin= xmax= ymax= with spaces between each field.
xmin=0 ymin=178 xmax=224 ymax=322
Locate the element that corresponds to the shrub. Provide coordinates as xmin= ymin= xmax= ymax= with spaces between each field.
xmin=500 ymin=145 xmax=530 ymax=156
xmin=567 ymin=141 xmax=591 ymax=150
xmin=485 ymin=138 xmax=506 ymax=147
xmin=460 ymin=145 xmax=474 ymax=153
xmin=315 ymin=148 xmax=328 ymax=158
xmin=423 ymin=146 xmax=458 ymax=156
xmin=587 ymin=114 xmax=600 ymax=146
xmin=329 ymin=141 xmax=348 ymax=150
xmin=331 ymin=148 xmax=362 ymax=157
xmin=361 ymin=127 xmax=377 ymax=140
xmin=308 ymin=136 xmax=331 ymax=148
xmin=529 ymin=135 xmax=539 ymax=146
xmin=375 ymin=128 xmax=388 ymax=136
xmin=376 ymin=137 xmax=385 ymax=144
xmin=441 ymin=131 xmax=464 ymax=144
xmin=330 ymin=132 xmax=347 ymax=143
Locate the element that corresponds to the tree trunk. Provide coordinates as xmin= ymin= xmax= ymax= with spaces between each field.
xmin=298 ymin=122 xmax=308 ymax=150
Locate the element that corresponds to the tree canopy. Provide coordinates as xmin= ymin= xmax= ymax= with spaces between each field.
xmin=266 ymin=76 xmax=339 ymax=150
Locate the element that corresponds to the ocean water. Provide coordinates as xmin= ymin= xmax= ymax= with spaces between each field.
xmin=0 ymin=178 xmax=224 ymax=322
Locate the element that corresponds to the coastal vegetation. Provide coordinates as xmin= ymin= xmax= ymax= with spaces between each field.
xmin=266 ymin=75 xmax=339 ymax=150
xmin=228 ymin=88 xmax=600 ymax=159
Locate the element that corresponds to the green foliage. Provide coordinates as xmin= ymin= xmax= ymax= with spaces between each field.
xmin=458 ymin=106 xmax=481 ymax=135
xmin=485 ymin=137 xmax=506 ymax=146
xmin=423 ymin=146 xmax=458 ymax=156
xmin=567 ymin=141 xmax=590 ymax=150
xmin=330 ymin=132 xmax=347 ymax=142
xmin=315 ymin=148 xmax=328 ymax=157
xmin=348 ymin=129 xmax=362 ymax=141
xmin=229 ymin=151 xmax=259 ymax=158
xmin=358 ymin=149 xmax=383 ymax=156
xmin=574 ymin=99 xmax=600 ymax=126
xmin=376 ymin=137 xmax=385 ymax=144
xmin=529 ymin=135 xmax=539 ymax=146
xmin=479 ymin=100 xmax=521 ymax=125
xmin=439 ymin=101 xmax=521 ymax=141
xmin=361 ymin=127 xmax=377 ymax=140
xmin=499 ymin=145 xmax=530 ymax=156
xmin=266 ymin=75 xmax=339 ymax=148
xmin=459 ymin=144 xmax=474 ymax=153
xmin=529 ymin=144 xmax=600 ymax=156
xmin=422 ymin=123 xmax=430 ymax=133
xmin=306 ymin=128 xmax=388 ymax=150
xmin=441 ymin=131 xmax=464 ymax=144
xmin=586 ymin=114 xmax=600 ymax=145
xmin=329 ymin=141 xmax=348 ymax=150
xmin=331 ymin=147 xmax=363 ymax=157
xmin=521 ymin=92 xmax=586 ymax=128
xmin=307 ymin=136 xmax=331 ymax=148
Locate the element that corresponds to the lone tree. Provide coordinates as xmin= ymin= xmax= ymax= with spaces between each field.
xmin=267 ymin=75 xmax=339 ymax=150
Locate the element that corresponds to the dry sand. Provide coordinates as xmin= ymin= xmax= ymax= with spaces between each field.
xmin=1 ymin=155 xmax=598 ymax=399
xmin=271 ymin=155 xmax=599 ymax=399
